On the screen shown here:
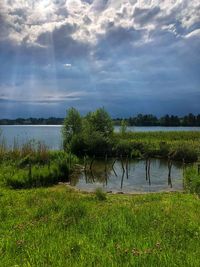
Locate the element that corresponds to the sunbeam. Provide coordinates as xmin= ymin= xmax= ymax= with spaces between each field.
xmin=0 ymin=0 xmax=200 ymax=117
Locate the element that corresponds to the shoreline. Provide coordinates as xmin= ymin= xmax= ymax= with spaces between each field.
xmin=60 ymin=182 xmax=184 ymax=196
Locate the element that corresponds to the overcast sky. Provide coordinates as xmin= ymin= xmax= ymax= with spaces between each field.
xmin=0 ymin=0 xmax=200 ymax=118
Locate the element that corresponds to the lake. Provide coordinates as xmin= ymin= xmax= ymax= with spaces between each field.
xmin=70 ymin=158 xmax=184 ymax=193
xmin=1 ymin=125 xmax=200 ymax=149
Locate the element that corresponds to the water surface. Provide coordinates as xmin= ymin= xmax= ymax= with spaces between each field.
xmin=70 ymin=159 xmax=183 ymax=193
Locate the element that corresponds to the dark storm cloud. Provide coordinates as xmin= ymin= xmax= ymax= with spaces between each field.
xmin=101 ymin=25 xmax=143 ymax=45
xmin=0 ymin=0 xmax=200 ymax=117
xmin=36 ymin=24 xmax=91 ymax=62
xmin=94 ymin=25 xmax=144 ymax=60
xmin=0 ymin=13 xmax=10 ymax=39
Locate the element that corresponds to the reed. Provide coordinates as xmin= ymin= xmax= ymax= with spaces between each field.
xmin=0 ymin=140 xmax=78 ymax=189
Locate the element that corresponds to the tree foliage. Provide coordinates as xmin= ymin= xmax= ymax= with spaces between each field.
xmin=84 ymin=108 xmax=114 ymax=137
xmin=62 ymin=107 xmax=114 ymax=156
xmin=62 ymin=108 xmax=82 ymax=149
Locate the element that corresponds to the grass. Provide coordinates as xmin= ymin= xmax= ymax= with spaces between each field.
xmin=0 ymin=157 xmax=78 ymax=189
xmin=118 ymin=131 xmax=200 ymax=140
xmin=67 ymin=129 xmax=200 ymax=161
xmin=0 ymin=146 xmax=78 ymax=189
xmin=0 ymin=130 xmax=200 ymax=266
xmin=0 ymin=136 xmax=79 ymax=189
xmin=95 ymin=187 xmax=107 ymax=201
xmin=0 ymin=185 xmax=200 ymax=267
xmin=113 ymin=131 xmax=200 ymax=161
xmin=184 ymin=165 xmax=200 ymax=196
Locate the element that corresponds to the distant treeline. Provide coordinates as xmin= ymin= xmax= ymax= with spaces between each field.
xmin=114 ymin=113 xmax=200 ymax=127
xmin=0 ymin=117 xmax=64 ymax=125
xmin=1 ymin=113 xmax=200 ymax=126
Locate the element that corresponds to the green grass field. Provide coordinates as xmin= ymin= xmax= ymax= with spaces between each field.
xmin=0 ymin=186 xmax=200 ymax=267
xmin=0 ymin=131 xmax=200 ymax=266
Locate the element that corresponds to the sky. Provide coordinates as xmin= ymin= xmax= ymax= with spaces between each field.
xmin=0 ymin=0 xmax=200 ymax=118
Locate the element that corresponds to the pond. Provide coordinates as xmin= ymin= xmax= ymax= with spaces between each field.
xmin=70 ymin=159 xmax=184 ymax=193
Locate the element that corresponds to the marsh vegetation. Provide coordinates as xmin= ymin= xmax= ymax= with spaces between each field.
xmin=0 ymin=109 xmax=200 ymax=266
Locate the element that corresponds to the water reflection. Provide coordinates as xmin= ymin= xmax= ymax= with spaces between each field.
xmin=70 ymin=158 xmax=183 ymax=193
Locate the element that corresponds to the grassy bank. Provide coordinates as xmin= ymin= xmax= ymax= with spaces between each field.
xmin=68 ymin=129 xmax=200 ymax=162
xmin=113 ymin=131 xmax=200 ymax=162
xmin=0 ymin=140 xmax=78 ymax=189
xmin=0 ymin=186 xmax=200 ymax=267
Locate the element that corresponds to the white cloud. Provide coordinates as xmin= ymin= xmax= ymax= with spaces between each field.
xmin=64 ymin=63 xmax=72 ymax=68
xmin=0 ymin=86 xmax=86 ymax=103
xmin=0 ymin=0 xmax=199 ymax=47
xmin=185 ymin=29 xmax=200 ymax=38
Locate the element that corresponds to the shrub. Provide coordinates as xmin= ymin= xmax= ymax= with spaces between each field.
xmin=158 ymin=142 xmax=170 ymax=157
xmin=172 ymin=146 xmax=198 ymax=163
xmin=95 ymin=188 xmax=107 ymax=201
xmin=62 ymin=107 xmax=114 ymax=156
xmin=85 ymin=108 xmax=114 ymax=138
xmin=70 ymin=134 xmax=86 ymax=156
xmin=114 ymin=140 xmax=133 ymax=157
xmin=130 ymin=141 xmax=143 ymax=151
xmin=131 ymin=149 xmax=142 ymax=158
xmin=84 ymin=132 xmax=113 ymax=157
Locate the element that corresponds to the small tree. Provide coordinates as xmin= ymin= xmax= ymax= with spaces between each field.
xmin=62 ymin=107 xmax=114 ymax=156
xmin=84 ymin=108 xmax=114 ymax=138
xmin=81 ymin=108 xmax=114 ymax=156
xmin=62 ymin=108 xmax=82 ymax=150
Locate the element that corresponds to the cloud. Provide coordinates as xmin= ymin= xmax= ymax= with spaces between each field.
xmin=64 ymin=63 xmax=72 ymax=68
xmin=0 ymin=88 xmax=86 ymax=103
xmin=133 ymin=6 xmax=161 ymax=25
xmin=1 ymin=0 xmax=199 ymax=52
xmin=185 ymin=28 xmax=200 ymax=38
xmin=0 ymin=0 xmax=200 ymax=117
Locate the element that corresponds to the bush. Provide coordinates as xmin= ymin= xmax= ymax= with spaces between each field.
xmin=95 ymin=188 xmax=107 ymax=201
xmin=131 ymin=149 xmax=142 ymax=158
xmin=172 ymin=146 xmax=198 ymax=163
xmin=85 ymin=108 xmax=114 ymax=138
xmin=70 ymin=134 xmax=86 ymax=156
xmin=158 ymin=142 xmax=170 ymax=157
xmin=62 ymin=107 xmax=114 ymax=156
xmin=114 ymin=140 xmax=132 ymax=157
xmin=84 ymin=132 xmax=113 ymax=157
xmin=129 ymin=141 xmax=147 ymax=156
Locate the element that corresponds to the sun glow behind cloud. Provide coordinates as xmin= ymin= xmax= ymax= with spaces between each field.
xmin=0 ymin=0 xmax=200 ymax=117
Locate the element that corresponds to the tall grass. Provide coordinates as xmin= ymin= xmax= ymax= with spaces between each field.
xmin=0 ymin=186 xmax=200 ymax=266
xmin=0 ymin=136 xmax=78 ymax=189
xmin=0 ymin=153 xmax=78 ymax=189
xmin=184 ymin=165 xmax=200 ymax=196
